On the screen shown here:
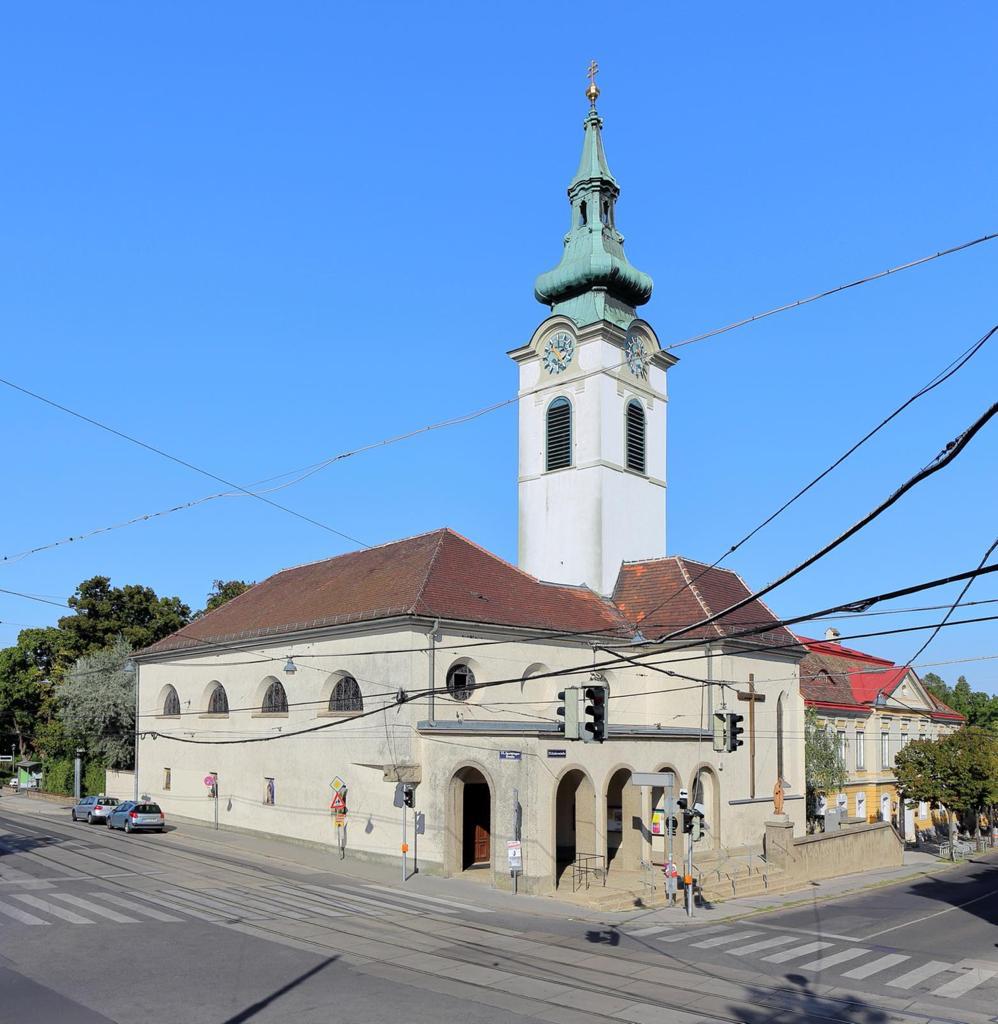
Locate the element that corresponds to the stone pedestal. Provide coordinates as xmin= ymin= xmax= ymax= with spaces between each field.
xmin=765 ymin=815 xmax=795 ymax=869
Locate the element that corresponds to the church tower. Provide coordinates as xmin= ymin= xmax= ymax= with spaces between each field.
xmin=510 ymin=68 xmax=675 ymax=595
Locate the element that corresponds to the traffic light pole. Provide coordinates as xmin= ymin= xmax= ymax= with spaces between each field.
xmin=686 ymin=830 xmax=694 ymax=918
xmin=402 ymin=798 xmax=407 ymax=882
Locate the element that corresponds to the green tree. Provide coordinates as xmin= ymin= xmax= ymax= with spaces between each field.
xmin=58 ymin=638 xmax=135 ymax=769
xmin=57 ymin=576 xmax=191 ymax=665
xmin=0 ymin=626 xmax=66 ymax=755
xmin=804 ymin=708 xmax=848 ymax=827
xmin=894 ymin=727 xmax=998 ymax=858
xmin=195 ymin=579 xmax=252 ymax=618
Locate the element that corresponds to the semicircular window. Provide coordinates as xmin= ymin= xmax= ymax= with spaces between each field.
xmin=446 ymin=663 xmax=476 ymax=702
xmin=329 ymin=675 xmax=363 ymax=713
xmin=262 ymin=679 xmax=289 ymax=714
xmin=208 ymin=684 xmax=229 ymax=715
xmin=163 ymin=685 xmax=181 ymax=717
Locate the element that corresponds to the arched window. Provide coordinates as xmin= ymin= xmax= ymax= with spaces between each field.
xmin=162 ymin=685 xmax=181 ymax=717
xmin=776 ymin=693 xmax=785 ymax=782
xmin=262 ymin=680 xmax=288 ymax=713
xmin=579 ymin=200 xmax=588 ymax=227
xmin=625 ymin=399 xmax=646 ymax=474
xmin=207 ymin=684 xmax=229 ymax=715
xmin=546 ymin=397 xmax=572 ymax=471
xmin=446 ymin=663 xmax=476 ymax=702
xmin=329 ymin=676 xmax=363 ymax=713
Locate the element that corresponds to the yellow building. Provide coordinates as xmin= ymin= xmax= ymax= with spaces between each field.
xmin=799 ymin=630 xmax=965 ymax=837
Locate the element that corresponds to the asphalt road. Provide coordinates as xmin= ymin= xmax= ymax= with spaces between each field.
xmin=2 ymin=798 xmax=996 ymax=1024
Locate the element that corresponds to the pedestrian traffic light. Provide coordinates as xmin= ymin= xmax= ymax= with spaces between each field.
xmin=691 ymin=813 xmax=703 ymax=842
xmin=727 ymin=712 xmax=745 ymax=753
xmin=583 ymin=683 xmax=609 ymax=743
xmin=557 ymin=687 xmax=581 ymax=740
xmin=402 ymin=786 xmax=415 ymax=809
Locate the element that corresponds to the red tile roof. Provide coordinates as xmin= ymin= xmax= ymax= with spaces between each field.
xmin=140 ymin=529 xmax=629 ymax=655
xmin=612 ymin=556 xmax=799 ymax=648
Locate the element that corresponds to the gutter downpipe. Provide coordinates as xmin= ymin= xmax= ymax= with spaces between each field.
xmin=133 ymin=661 xmax=140 ymax=802
xmin=428 ymin=620 xmax=439 ymax=725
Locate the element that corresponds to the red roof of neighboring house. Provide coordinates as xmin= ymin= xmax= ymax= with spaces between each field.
xmin=138 ymin=530 xmax=798 ymax=659
xmin=613 ymin=556 xmax=798 ymax=648
xmin=849 ymin=665 xmax=908 ymax=703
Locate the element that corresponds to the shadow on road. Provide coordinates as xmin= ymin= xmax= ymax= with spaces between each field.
xmin=729 ymin=973 xmax=889 ymax=1024
xmin=904 ymin=859 xmax=998 ymax=928
xmin=0 ymin=832 xmax=68 ymax=857
xmin=220 ymin=956 xmax=339 ymax=1024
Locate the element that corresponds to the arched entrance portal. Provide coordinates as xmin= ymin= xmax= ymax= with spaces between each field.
xmin=451 ymin=766 xmax=491 ymax=871
xmin=605 ymin=768 xmax=641 ymax=875
xmin=554 ymin=768 xmax=595 ymax=885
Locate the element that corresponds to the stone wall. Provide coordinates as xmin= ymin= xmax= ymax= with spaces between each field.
xmin=765 ymin=817 xmax=902 ymax=884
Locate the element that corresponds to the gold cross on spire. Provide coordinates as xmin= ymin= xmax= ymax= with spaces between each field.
xmin=585 ymin=59 xmax=600 ymax=107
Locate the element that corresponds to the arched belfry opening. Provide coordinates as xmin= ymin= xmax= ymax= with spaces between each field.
xmin=554 ymin=768 xmax=595 ymax=885
xmin=449 ymin=766 xmax=492 ymax=872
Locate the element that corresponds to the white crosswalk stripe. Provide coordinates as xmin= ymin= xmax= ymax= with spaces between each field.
xmin=363 ymin=884 xmax=492 ymax=914
xmin=284 ymin=886 xmax=387 ymax=916
xmin=301 ymin=884 xmax=436 ymax=916
xmin=656 ymin=925 xmax=726 ymax=942
xmin=258 ymin=887 xmax=346 ymax=919
xmin=798 ymin=947 xmax=869 ymax=972
xmin=49 ymin=893 xmax=140 ymax=923
xmin=109 ymin=898 xmax=182 ymax=923
xmin=129 ymin=890 xmax=227 ymax=922
xmin=887 ymin=960 xmax=951 ymax=989
xmin=691 ymin=930 xmax=763 ymax=949
xmin=761 ymin=940 xmax=833 ymax=963
xmin=626 ymin=925 xmax=672 ymax=937
xmin=0 ymin=899 xmax=47 ymax=925
xmin=213 ymin=888 xmax=308 ymax=920
xmin=727 ymin=935 xmax=798 ymax=956
xmin=931 ymin=967 xmax=996 ymax=998
xmin=842 ymin=953 xmax=910 ymax=979
xmin=14 ymin=894 xmax=93 ymax=924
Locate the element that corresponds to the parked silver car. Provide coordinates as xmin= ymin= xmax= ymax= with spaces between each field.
xmin=107 ymin=800 xmax=165 ymax=834
xmin=71 ymin=794 xmax=119 ymax=824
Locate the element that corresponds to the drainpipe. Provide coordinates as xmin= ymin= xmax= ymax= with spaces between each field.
xmin=428 ymin=620 xmax=439 ymax=724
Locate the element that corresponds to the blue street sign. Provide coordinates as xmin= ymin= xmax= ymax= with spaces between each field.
xmin=499 ymin=750 xmax=522 ymax=761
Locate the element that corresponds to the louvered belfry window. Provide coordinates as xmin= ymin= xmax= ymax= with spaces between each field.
xmin=546 ymin=397 xmax=572 ymax=471
xmin=625 ymin=399 xmax=646 ymax=473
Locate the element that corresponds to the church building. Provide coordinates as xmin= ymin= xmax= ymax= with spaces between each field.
xmin=132 ymin=77 xmax=807 ymax=895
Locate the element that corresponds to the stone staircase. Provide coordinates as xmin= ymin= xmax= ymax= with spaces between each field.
xmin=556 ymin=847 xmax=800 ymax=910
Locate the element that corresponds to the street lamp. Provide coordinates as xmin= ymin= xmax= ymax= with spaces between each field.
xmin=74 ymin=747 xmax=85 ymax=802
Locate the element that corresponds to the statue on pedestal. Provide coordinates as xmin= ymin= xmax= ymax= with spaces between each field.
xmin=773 ymin=776 xmax=785 ymax=816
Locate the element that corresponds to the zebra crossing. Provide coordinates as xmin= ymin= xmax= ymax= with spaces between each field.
xmin=0 ymin=880 xmax=493 ymax=929
xmin=622 ymin=923 xmax=997 ymax=1000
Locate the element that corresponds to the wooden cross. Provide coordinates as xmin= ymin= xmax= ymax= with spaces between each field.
xmin=737 ymin=674 xmax=766 ymax=799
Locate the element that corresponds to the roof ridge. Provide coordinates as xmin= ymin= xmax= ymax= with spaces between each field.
xmin=411 ymin=529 xmax=450 ymax=615
xmin=675 ymin=557 xmax=724 ymax=640
xmin=269 ymin=528 xmax=449 ymax=577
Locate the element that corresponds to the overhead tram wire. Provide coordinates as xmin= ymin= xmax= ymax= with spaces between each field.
xmin=651 ymin=400 xmax=998 ymax=645
xmin=0 ymin=376 xmax=369 ymax=550
xmin=4 ymin=235 xmax=994 ymax=567
xmin=141 ymin=611 xmax=998 ymax=745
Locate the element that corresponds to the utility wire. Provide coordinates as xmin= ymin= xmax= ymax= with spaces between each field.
xmin=0 ymin=376 xmax=368 ymax=549
xmin=653 ymin=401 xmax=998 ymax=643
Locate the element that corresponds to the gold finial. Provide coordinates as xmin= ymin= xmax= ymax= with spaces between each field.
xmin=585 ymin=59 xmax=600 ymax=106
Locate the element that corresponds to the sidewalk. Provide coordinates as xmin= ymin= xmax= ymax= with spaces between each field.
xmin=4 ymin=792 xmax=992 ymax=928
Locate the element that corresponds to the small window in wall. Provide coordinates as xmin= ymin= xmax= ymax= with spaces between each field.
xmin=546 ymin=398 xmax=572 ymax=471
xmin=856 ymin=792 xmax=866 ymax=819
xmin=163 ymin=686 xmax=180 ymax=717
xmin=855 ymin=730 xmax=865 ymax=769
xmin=262 ymin=680 xmax=288 ymax=713
xmin=163 ymin=768 xmax=171 ymax=792
xmin=579 ymin=200 xmax=588 ymax=227
xmin=208 ymin=684 xmax=229 ymax=715
xmin=329 ymin=675 xmax=363 ymax=713
xmin=625 ymin=400 xmax=646 ymax=474
xmin=446 ymin=663 xmax=476 ymax=701
xmin=264 ymin=777 xmax=275 ymax=806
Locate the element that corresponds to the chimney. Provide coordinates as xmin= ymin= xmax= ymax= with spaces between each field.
xmin=825 ymin=627 xmax=842 ymax=643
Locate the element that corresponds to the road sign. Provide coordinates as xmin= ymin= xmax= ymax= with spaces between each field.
xmin=330 ymin=776 xmax=346 ymax=792
xmin=499 ymin=750 xmax=522 ymax=761
xmin=203 ymin=775 xmax=216 ymax=788
xmin=333 ymin=812 xmax=346 ymax=828
xmin=506 ymin=840 xmax=522 ymax=870
xmin=330 ymin=791 xmax=347 ymax=813
xmin=631 ymin=771 xmax=675 ymax=787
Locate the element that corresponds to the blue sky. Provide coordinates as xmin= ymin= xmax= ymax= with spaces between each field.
xmin=1 ymin=4 xmax=995 ymax=692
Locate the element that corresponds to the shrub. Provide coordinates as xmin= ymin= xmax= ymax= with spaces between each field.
xmin=43 ymin=758 xmax=74 ymax=795
xmin=83 ymin=760 xmax=106 ymax=796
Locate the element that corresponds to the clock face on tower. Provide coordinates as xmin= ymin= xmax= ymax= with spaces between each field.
xmin=624 ymin=331 xmax=648 ymax=379
xmin=542 ymin=331 xmax=575 ymax=374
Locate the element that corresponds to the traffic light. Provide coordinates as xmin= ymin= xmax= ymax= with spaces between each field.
xmin=712 ymin=712 xmax=726 ymax=752
xmin=691 ymin=813 xmax=703 ymax=842
xmin=557 ymin=687 xmax=581 ymax=739
xmin=727 ymin=712 xmax=745 ymax=753
xmin=583 ymin=683 xmax=609 ymax=742
xmin=402 ymin=786 xmax=415 ymax=809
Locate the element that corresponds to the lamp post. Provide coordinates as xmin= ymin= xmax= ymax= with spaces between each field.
xmin=74 ymin=747 xmax=85 ymax=802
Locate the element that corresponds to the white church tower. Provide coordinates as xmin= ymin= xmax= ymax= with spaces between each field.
xmin=510 ymin=70 xmax=676 ymax=595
